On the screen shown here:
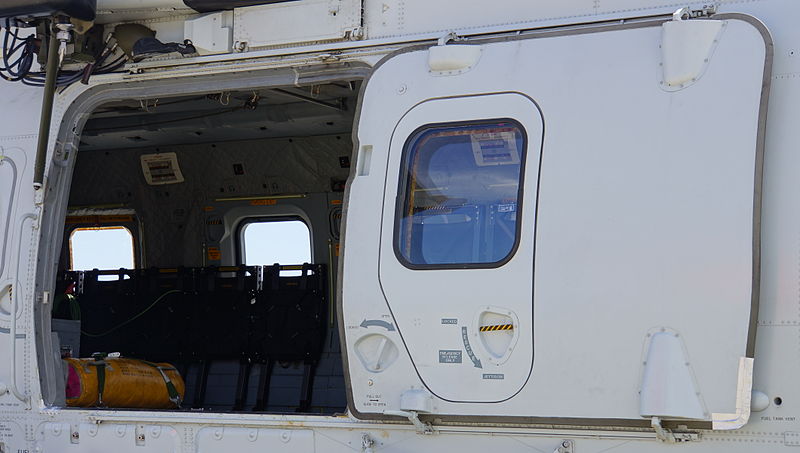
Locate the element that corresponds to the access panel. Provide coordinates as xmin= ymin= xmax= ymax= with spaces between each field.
xmin=342 ymin=13 xmax=768 ymax=424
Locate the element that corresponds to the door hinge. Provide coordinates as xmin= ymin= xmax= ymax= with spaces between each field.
xmin=651 ymin=417 xmax=701 ymax=443
xmin=672 ymin=5 xmax=717 ymax=21
xmin=384 ymin=410 xmax=434 ymax=434
xmin=437 ymin=31 xmax=464 ymax=46
xmin=362 ymin=433 xmax=376 ymax=453
xmin=135 ymin=424 xmax=146 ymax=446
xmin=553 ymin=439 xmax=574 ymax=453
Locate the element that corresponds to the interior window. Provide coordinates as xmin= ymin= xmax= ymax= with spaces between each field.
xmin=69 ymin=226 xmax=135 ymax=272
xmin=242 ymin=219 xmax=312 ymax=270
xmin=396 ymin=120 xmax=526 ymax=267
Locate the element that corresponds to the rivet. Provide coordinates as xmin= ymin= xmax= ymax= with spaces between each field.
xmin=281 ymin=431 xmax=291 ymax=443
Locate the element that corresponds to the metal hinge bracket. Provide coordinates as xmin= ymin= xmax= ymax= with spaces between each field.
xmin=673 ymin=5 xmax=717 ymax=21
xmin=553 ymin=439 xmax=574 ymax=453
xmin=384 ymin=410 xmax=434 ymax=434
xmin=651 ymin=417 xmax=701 ymax=443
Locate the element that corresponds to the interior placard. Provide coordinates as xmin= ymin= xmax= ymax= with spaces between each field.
xmin=471 ymin=130 xmax=520 ymax=166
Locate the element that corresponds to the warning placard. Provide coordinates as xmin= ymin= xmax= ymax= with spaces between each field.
xmin=439 ymin=350 xmax=463 ymax=364
xmin=471 ymin=131 xmax=520 ymax=166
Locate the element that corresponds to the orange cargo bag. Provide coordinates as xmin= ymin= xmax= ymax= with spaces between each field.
xmin=64 ymin=356 xmax=185 ymax=409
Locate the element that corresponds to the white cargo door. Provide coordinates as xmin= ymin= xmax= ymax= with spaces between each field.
xmin=344 ymin=13 xmax=769 ymax=420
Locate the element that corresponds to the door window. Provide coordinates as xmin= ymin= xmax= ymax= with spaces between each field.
xmin=395 ymin=120 xmax=527 ymax=268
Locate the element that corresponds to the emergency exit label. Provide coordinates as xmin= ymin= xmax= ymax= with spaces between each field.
xmin=439 ymin=350 xmax=462 ymax=363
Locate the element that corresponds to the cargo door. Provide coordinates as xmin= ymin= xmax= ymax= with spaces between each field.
xmin=343 ymin=12 xmax=769 ymax=421
xmin=0 ymin=84 xmax=44 ymax=408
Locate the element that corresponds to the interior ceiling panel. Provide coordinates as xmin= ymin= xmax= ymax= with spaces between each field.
xmin=80 ymin=83 xmax=359 ymax=151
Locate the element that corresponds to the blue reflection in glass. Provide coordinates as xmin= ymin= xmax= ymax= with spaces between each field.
xmin=397 ymin=121 xmax=526 ymax=266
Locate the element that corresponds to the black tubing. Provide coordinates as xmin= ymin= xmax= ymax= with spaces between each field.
xmin=33 ymin=24 xmax=59 ymax=190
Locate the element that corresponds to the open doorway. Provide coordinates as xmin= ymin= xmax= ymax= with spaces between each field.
xmin=50 ymin=80 xmax=360 ymax=414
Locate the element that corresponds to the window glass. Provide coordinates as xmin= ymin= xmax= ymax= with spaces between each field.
xmin=242 ymin=219 xmax=312 ymax=268
xmin=70 ymin=226 xmax=135 ymax=272
xmin=396 ymin=121 xmax=526 ymax=267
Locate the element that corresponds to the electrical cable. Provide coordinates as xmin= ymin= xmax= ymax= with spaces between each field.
xmin=1 ymin=19 xmax=130 ymax=88
xmin=0 ymin=19 xmax=36 ymax=82
xmin=80 ymin=289 xmax=182 ymax=338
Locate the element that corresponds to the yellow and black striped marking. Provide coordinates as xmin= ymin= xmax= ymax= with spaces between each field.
xmin=479 ymin=324 xmax=514 ymax=332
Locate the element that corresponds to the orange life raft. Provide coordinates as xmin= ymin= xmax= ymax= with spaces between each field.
xmin=64 ymin=356 xmax=185 ymax=409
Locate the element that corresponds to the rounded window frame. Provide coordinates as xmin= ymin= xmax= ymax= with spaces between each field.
xmin=392 ymin=118 xmax=529 ymax=270
xmin=68 ymin=225 xmax=137 ymax=271
xmin=235 ymin=215 xmax=313 ymax=266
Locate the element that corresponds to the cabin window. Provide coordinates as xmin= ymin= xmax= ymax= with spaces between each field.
xmin=69 ymin=226 xmax=135 ymax=272
xmin=241 ymin=218 xmax=312 ymax=270
xmin=395 ymin=120 xmax=527 ymax=268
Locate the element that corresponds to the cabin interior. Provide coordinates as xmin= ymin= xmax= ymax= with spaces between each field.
xmin=51 ymin=80 xmax=361 ymax=414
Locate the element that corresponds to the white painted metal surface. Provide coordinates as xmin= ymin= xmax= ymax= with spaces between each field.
xmin=344 ymin=15 xmax=765 ymax=420
xmin=184 ymin=11 xmax=234 ymax=56
xmin=196 ymin=426 xmax=314 ymax=453
xmin=1 ymin=0 xmax=800 ymax=451
xmin=95 ymin=0 xmax=193 ymax=24
xmin=39 ymin=423 xmax=182 ymax=452
xmin=233 ymin=0 xmax=362 ymax=50
xmin=660 ymin=17 xmax=724 ymax=89
xmin=639 ymin=331 xmax=705 ymax=419
xmin=362 ymin=0 xmax=712 ymax=40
